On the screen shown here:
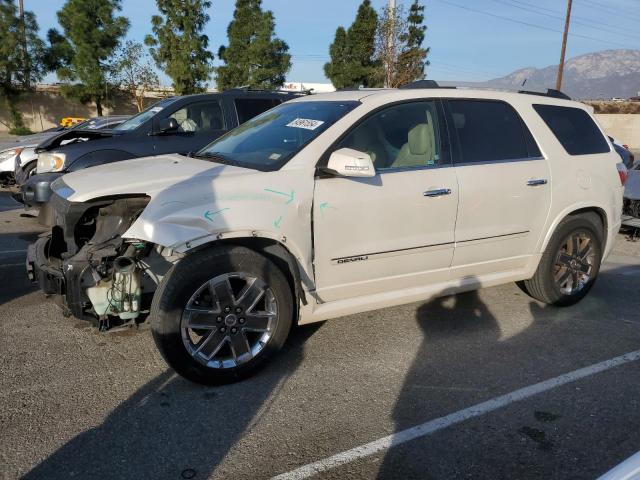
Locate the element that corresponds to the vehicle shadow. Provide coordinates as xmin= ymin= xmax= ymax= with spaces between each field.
xmin=24 ymin=322 xmax=321 ymax=480
xmin=375 ymin=267 xmax=640 ymax=479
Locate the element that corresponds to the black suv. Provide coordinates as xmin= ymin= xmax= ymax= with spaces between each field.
xmin=21 ymin=89 xmax=301 ymax=214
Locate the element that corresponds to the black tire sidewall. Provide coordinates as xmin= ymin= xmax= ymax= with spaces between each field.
xmin=151 ymin=245 xmax=293 ymax=385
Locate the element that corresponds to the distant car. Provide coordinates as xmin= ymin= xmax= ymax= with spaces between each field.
xmin=629 ymin=96 xmax=640 ymax=102
xmin=611 ymin=97 xmax=625 ymax=103
xmin=623 ymin=161 xmax=640 ymax=227
xmin=1 ymin=116 xmax=130 ymax=185
xmin=609 ymin=136 xmax=635 ymax=169
xmin=20 ymin=90 xmax=302 ymax=216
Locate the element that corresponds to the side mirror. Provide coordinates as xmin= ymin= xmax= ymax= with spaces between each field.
xmin=158 ymin=117 xmax=179 ymax=133
xmin=326 ymin=148 xmax=375 ymax=178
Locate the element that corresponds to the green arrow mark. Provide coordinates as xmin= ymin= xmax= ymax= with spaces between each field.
xmin=264 ymin=188 xmax=295 ymax=204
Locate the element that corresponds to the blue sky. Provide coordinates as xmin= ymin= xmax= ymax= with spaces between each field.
xmin=32 ymin=0 xmax=640 ymax=86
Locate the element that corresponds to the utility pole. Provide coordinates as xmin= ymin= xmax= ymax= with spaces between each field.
xmin=556 ymin=0 xmax=572 ymax=91
xmin=385 ymin=0 xmax=396 ymax=88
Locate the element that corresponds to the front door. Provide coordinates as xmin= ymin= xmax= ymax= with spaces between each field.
xmin=445 ymin=99 xmax=552 ymax=276
xmin=313 ymin=100 xmax=459 ymax=303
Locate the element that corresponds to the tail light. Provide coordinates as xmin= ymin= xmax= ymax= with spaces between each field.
xmin=617 ymin=163 xmax=628 ymax=186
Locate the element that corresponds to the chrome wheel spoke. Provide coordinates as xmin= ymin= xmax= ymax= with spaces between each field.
xmin=555 ymin=268 xmax=572 ymax=286
xmin=185 ymin=310 xmax=220 ymax=329
xmin=210 ymin=277 xmax=234 ymax=308
xmin=557 ymin=252 xmax=573 ymax=268
xmin=196 ymin=328 xmax=228 ymax=359
xmin=229 ymin=332 xmax=251 ymax=359
xmin=236 ymin=278 xmax=265 ymax=310
xmin=243 ymin=313 xmax=273 ymax=332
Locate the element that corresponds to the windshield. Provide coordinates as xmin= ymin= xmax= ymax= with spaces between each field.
xmin=114 ymin=97 xmax=179 ymax=131
xmin=195 ymin=101 xmax=359 ymax=170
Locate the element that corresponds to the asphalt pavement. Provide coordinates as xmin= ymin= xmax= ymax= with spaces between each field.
xmin=1 ymin=190 xmax=640 ymax=480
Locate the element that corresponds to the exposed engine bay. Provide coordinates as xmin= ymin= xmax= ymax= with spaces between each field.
xmin=27 ymin=192 xmax=179 ymax=331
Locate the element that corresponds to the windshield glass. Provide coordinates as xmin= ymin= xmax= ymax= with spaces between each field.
xmin=195 ymin=101 xmax=359 ymax=170
xmin=114 ymin=97 xmax=179 ymax=131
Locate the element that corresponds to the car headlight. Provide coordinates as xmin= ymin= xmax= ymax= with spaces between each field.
xmin=37 ymin=152 xmax=66 ymax=173
xmin=0 ymin=147 xmax=23 ymax=162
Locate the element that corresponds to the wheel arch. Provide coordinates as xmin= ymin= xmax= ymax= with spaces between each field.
xmin=540 ymin=204 xmax=609 ymax=254
xmin=185 ymin=236 xmax=308 ymax=310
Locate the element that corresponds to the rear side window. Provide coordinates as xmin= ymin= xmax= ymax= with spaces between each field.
xmin=447 ymin=100 xmax=540 ymax=163
xmin=235 ymin=98 xmax=281 ymax=124
xmin=533 ymin=104 xmax=610 ymax=156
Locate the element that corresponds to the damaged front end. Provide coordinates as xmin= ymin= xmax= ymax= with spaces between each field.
xmin=27 ymin=185 xmax=176 ymax=331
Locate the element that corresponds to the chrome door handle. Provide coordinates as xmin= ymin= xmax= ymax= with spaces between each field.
xmin=527 ymin=179 xmax=548 ymax=186
xmin=423 ymin=188 xmax=452 ymax=197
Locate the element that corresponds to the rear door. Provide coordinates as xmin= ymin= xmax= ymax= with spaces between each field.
xmin=446 ymin=99 xmax=551 ymax=276
xmin=153 ymin=99 xmax=227 ymax=155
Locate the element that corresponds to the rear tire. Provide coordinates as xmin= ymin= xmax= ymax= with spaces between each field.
xmin=521 ymin=214 xmax=603 ymax=306
xmin=151 ymin=245 xmax=293 ymax=385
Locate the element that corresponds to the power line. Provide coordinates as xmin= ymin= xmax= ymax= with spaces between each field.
xmin=579 ymin=0 xmax=640 ymax=23
xmin=434 ymin=0 xmax=631 ymax=49
xmin=490 ymin=0 xmax=640 ymax=42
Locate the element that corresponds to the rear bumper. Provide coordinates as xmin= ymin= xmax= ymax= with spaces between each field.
xmin=20 ymin=172 xmax=63 ymax=207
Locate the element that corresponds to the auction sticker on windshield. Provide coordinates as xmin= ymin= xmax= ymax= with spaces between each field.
xmin=286 ymin=118 xmax=325 ymax=130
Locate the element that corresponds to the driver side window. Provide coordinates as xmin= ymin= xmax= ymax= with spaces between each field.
xmin=336 ymin=101 xmax=444 ymax=171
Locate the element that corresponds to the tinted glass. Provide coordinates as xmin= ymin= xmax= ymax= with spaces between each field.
xmin=115 ymin=97 xmax=180 ymax=131
xmin=235 ymin=98 xmax=281 ymax=124
xmin=169 ymin=101 xmax=225 ymax=132
xmin=337 ymin=101 xmax=444 ymax=170
xmin=196 ymin=101 xmax=359 ymax=171
xmin=448 ymin=100 xmax=530 ymax=163
xmin=533 ymin=104 xmax=610 ymax=155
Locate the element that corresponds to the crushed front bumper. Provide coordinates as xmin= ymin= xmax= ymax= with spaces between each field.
xmin=26 ymin=236 xmax=98 ymax=323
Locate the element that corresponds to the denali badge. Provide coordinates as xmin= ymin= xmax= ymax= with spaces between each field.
xmin=336 ymin=255 xmax=369 ymax=264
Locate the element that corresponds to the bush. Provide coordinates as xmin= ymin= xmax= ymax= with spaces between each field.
xmin=584 ymin=101 xmax=640 ymax=114
xmin=8 ymin=126 xmax=34 ymax=135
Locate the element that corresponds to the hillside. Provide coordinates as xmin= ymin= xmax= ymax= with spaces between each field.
xmin=488 ymin=49 xmax=640 ymax=99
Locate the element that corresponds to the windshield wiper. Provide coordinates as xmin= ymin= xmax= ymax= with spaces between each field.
xmin=192 ymin=151 xmax=235 ymax=165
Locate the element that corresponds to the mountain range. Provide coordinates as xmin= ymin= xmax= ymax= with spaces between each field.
xmin=487 ymin=49 xmax=640 ymax=99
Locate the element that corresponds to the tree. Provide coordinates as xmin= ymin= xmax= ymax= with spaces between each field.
xmin=0 ymin=0 xmax=46 ymax=134
xmin=324 ymin=0 xmax=380 ymax=89
xmin=112 ymin=41 xmax=159 ymax=112
xmin=145 ymin=0 xmax=214 ymax=95
xmin=216 ymin=0 xmax=291 ymax=91
xmin=374 ymin=0 xmax=429 ymax=88
xmin=50 ymin=0 xmax=129 ymax=116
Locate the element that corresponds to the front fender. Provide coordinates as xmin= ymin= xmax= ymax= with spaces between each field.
xmin=122 ymin=167 xmax=316 ymax=282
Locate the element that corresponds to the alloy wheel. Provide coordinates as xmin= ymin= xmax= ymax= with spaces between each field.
xmin=181 ymin=272 xmax=278 ymax=369
xmin=553 ymin=231 xmax=597 ymax=295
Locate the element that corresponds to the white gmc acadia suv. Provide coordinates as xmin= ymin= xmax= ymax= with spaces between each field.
xmin=27 ymin=84 xmax=626 ymax=384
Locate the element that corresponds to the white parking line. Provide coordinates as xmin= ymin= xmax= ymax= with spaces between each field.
xmin=0 ymin=249 xmax=27 ymax=255
xmin=273 ymin=349 xmax=640 ymax=480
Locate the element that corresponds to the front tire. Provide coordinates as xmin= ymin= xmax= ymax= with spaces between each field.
xmin=521 ymin=214 xmax=603 ymax=306
xmin=151 ymin=245 xmax=293 ymax=385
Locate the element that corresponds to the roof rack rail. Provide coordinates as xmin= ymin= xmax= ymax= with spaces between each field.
xmin=518 ymin=88 xmax=571 ymax=100
xmin=399 ymin=80 xmax=457 ymax=90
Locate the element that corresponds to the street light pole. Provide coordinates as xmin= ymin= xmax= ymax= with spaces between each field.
xmin=556 ymin=0 xmax=573 ymax=91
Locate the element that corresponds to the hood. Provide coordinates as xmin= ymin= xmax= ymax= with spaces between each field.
xmin=58 ymin=154 xmax=258 ymax=202
xmin=0 ymin=132 xmax=57 ymax=151
xmin=35 ymin=128 xmax=117 ymax=152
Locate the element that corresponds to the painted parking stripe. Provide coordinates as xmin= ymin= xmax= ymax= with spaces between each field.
xmin=273 ymin=349 xmax=640 ymax=480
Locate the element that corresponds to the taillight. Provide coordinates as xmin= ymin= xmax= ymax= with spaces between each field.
xmin=617 ymin=163 xmax=628 ymax=186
